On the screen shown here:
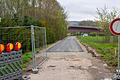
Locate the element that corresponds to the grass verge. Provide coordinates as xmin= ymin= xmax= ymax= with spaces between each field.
xmin=78 ymin=36 xmax=117 ymax=67
xmin=22 ymin=52 xmax=32 ymax=71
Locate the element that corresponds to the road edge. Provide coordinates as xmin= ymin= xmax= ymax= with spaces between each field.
xmin=75 ymin=36 xmax=88 ymax=53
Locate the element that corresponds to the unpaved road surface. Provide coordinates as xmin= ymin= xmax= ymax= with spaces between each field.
xmin=29 ymin=36 xmax=112 ymax=80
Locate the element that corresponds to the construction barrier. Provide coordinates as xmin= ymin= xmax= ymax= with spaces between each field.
xmin=0 ymin=50 xmax=22 ymax=80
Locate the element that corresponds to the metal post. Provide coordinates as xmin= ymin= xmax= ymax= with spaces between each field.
xmin=31 ymin=25 xmax=38 ymax=74
xmin=42 ymin=28 xmax=47 ymax=57
xmin=0 ymin=17 xmax=1 ymax=23
xmin=118 ymin=36 xmax=120 ymax=77
xmin=44 ymin=28 xmax=47 ymax=57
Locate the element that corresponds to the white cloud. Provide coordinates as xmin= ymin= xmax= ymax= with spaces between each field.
xmin=57 ymin=0 xmax=120 ymax=21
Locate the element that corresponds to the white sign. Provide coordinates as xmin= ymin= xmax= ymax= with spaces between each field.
xmin=110 ymin=18 xmax=120 ymax=35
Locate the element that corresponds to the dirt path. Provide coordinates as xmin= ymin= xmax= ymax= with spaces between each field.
xmin=29 ymin=36 xmax=112 ymax=80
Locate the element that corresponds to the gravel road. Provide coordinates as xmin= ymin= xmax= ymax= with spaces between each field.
xmin=47 ymin=36 xmax=83 ymax=52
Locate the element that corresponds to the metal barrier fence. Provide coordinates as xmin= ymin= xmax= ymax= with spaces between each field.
xmin=0 ymin=26 xmax=47 ymax=73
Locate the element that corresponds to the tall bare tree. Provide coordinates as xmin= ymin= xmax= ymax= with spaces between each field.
xmin=96 ymin=7 xmax=119 ymax=42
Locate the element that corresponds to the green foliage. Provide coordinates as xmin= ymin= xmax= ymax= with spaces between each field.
xmin=22 ymin=52 xmax=32 ymax=70
xmin=79 ymin=36 xmax=117 ymax=67
xmin=0 ymin=0 xmax=67 ymax=50
xmin=22 ymin=52 xmax=32 ymax=63
xmin=0 ymin=18 xmax=17 ymax=27
xmin=96 ymin=7 xmax=120 ymax=42
xmin=23 ymin=16 xmax=41 ymax=26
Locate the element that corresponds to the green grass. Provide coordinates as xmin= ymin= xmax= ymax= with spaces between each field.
xmin=22 ymin=52 xmax=32 ymax=71
xmin=78 ymin=36 xmax=118 ymax=67
xmin=22 ymin=52 xmax=32 ymax=63
xmin=22 ymin=47 xmax=46 ymax=71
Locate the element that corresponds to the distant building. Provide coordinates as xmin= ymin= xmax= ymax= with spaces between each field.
xmin=68 ymin=21 xmax=102 ymax=33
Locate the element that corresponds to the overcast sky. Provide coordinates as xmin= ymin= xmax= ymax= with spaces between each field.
xmin=57 ymin=0 xmax=120 ymax=21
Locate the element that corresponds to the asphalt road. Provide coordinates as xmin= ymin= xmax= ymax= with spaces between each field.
xmin=47 ymin=36 xmax=83 ymax=52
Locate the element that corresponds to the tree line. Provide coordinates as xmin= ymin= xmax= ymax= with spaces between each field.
xmin=0 ymin=0 xmax=67 ymax=52
xmin=79 ymin=20 xmax=97 ymax=27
